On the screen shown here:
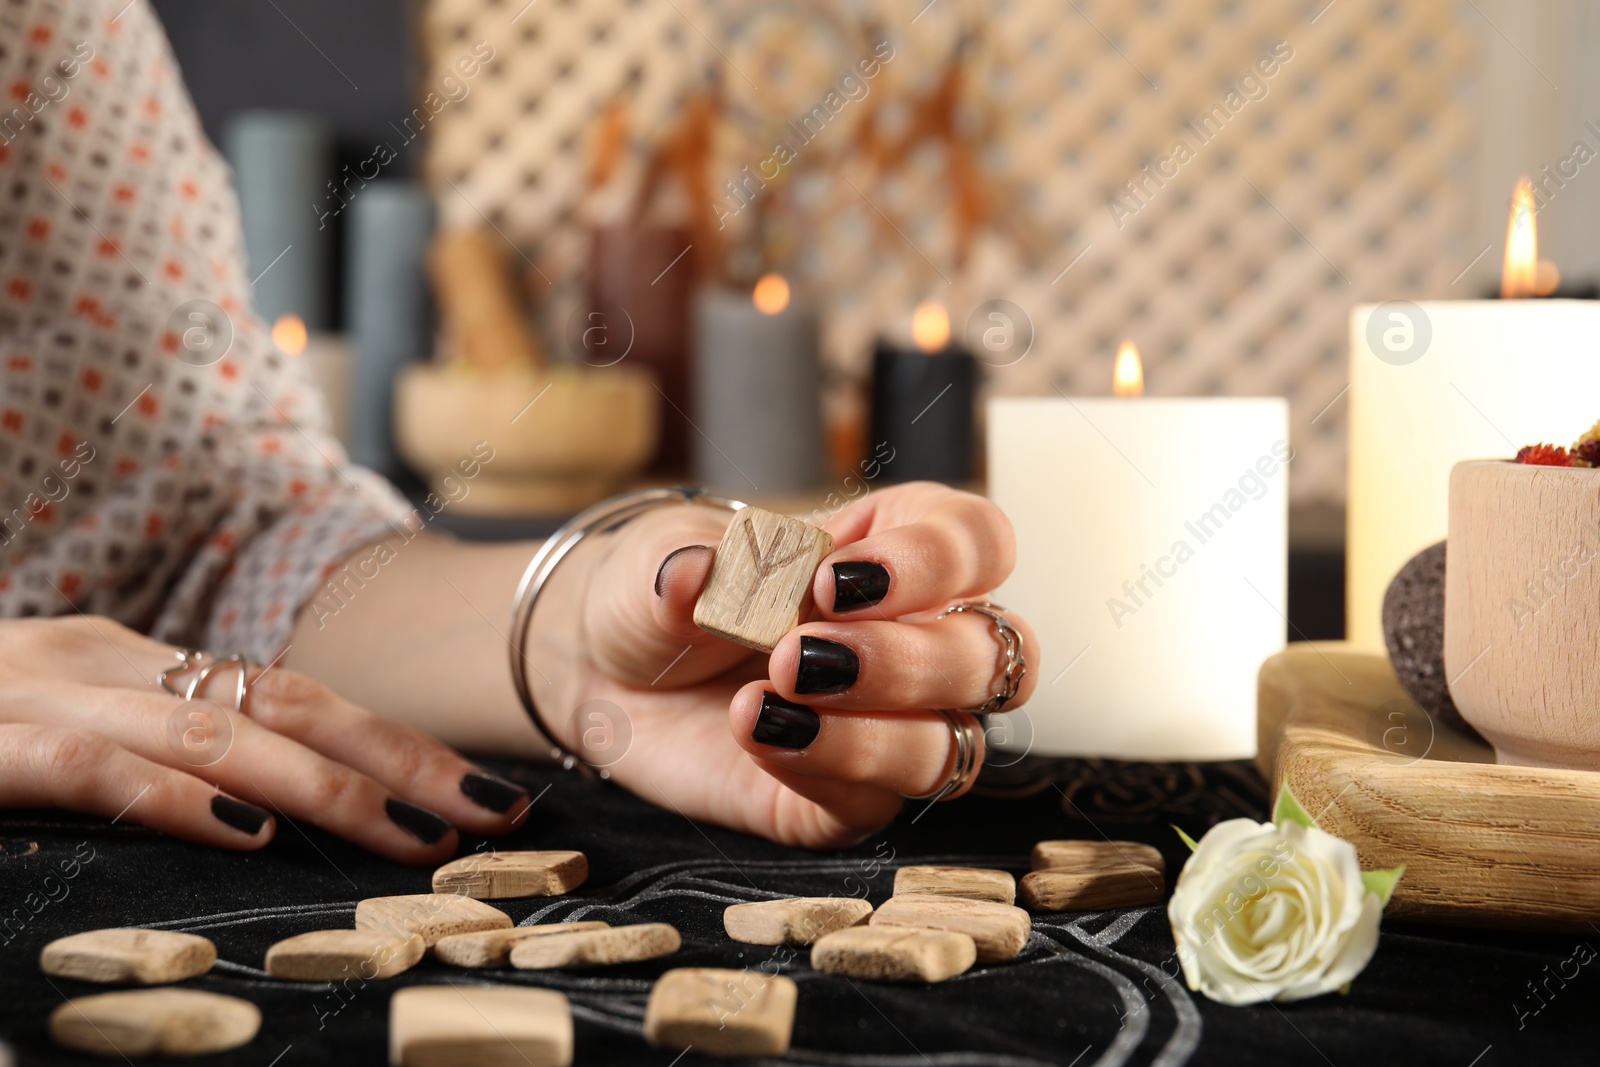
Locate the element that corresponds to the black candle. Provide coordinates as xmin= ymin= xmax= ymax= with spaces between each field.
xmin=869 ymin=303 xmax=977 ymax=484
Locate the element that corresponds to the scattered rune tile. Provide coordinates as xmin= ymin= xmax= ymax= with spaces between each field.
xmin=723 ymin=897 xmax=873 ymax=945
xmin=49 ymin=989 xmax=261 ymax=1057
xmin=810 ymin=926 xmax=977 ymax=983
xmin=693 ymin=507 xmax=835 ymax=652
xmin=390 ymin=985 xmax=573 ymax=1067
xmin=433 ymin=922 xmax=611 ymax=969
xmin=431 ymin=851 xmax=588 ymax=900
xmin=644 ymin=967 xmax=797 ymax=1057
xmin=39 ymin=929 xmax=216 ymax=985
xmin=508 ymin=923 xmax=681 ymax=970
xmin=1020 ymin=867 xmax=1165 ymax=912
xmin=264 ymin=930 xmax=425 ymax=981
xmin=870 ymin=893 xmax=1031 ymax=963
xmin=1031 ymin=839 xmax=1165 ymax=877
xmin=893 ymin=866 xmax=1017 ymax=904
xmin=356 ymin=894 xmax=512 ymax=947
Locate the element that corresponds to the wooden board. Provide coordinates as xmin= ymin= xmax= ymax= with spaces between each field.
xmin=1257 ymin=643 xmax=1600 ymax=931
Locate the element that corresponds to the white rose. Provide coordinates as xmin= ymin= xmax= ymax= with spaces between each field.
xmin=1167 ymin=816 xmax=1383 ymax=1006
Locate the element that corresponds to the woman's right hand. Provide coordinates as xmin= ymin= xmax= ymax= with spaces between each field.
xmin=0 ymin=615 xmax=530 ymax=865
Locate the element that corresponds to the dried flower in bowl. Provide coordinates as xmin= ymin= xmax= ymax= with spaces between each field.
xmin=1515 ymin=443 xmax=1572 ymax=467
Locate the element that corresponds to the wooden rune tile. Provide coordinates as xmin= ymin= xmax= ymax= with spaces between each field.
xmin=1019 ymin=868 xmax=1164 ymax=912
xmin=723 ymin=897 xmax=872 ymax=945
xmin=356 ymin=894 xmax=512 ymax=947
xmin=508 ymin=923 xmax=680 ymax=969
xmin=264 ymin=930 xmax=425 ymax=980
xmin=893 ymin=866 xmax=1016 ymax=904
xmin=870 ymin=894 xmax=1031 ymax=963
xmin=39 ymin=929 xmax=216 ymax=985
xmin=644 ymin=967 xmax=797 ymax=1056
xmin=49 ymin=990 xmax=260 ymax=1057
xmin=389 ymin=985 xmax=573 ymax=1067
xmin=1031 ymin=840 xmax=1164 ymax=877
xmin=433 ymin=922 xmax=610 ymax=968
xmin=694 ymin=507 xmax=834 ymax=652
xmin=810 ymin=926 xmax=976 ymax=983
xmin=431 ymin=851 xmax=588 ymax=900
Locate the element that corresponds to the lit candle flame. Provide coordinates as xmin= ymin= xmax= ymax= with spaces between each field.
xmin=1501 ymin=178 xmax=1538 ymax=298
xmin=752 ymin=273 xmax=790 ymax=315
xmin=1113 ymin=340 xmax=1144 ymax=397
xmin=1501 ymin=177 xmax=1560 ymax=298
xmin=271 ymin=313 xmax=307 ymax=356
xmin=911 ymin=301 xmax=950 ymax=353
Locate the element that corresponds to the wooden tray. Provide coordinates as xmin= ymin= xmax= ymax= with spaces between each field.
xmin=1257 ymin=643 xmax=1600 ymax=932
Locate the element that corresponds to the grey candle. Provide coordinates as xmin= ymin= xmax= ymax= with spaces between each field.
xmin=692 ymin=277 xmax=825 ymax=493
xmin=346 ymin=181 xmax=434 ymax=479
xmin=225 ymin=111 xmax=333 ymax=329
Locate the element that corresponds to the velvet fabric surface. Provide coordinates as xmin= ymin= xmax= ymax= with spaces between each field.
xmin=0 ymin=759 xmax=1583 ymax=1065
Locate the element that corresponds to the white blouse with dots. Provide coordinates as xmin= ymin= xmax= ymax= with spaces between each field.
xmin=0 ymin=0 xmax=417 ymax=661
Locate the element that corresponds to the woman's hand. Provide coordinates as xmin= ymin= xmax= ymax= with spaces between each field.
xmin=528 ymin=482 xmax=1038 ymax=849
xmin=0 ymin=616 xmax=529 ymax=864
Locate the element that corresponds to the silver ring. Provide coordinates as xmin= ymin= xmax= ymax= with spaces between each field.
xmin=159 ymin=649 xmax=254 ymax=711
xmin=902 ymin=709 xmax=983 ymax=802
xmin=158 ymin=648 xmax=209 ymax=696
xmin=940 ymin=601 xmax=1026 ymax=716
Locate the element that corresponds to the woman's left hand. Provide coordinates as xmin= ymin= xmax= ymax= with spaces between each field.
xmin=528 ymin=481 xmax=1038 ymax=848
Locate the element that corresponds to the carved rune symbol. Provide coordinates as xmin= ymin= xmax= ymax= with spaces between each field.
xmin=733 ymin=512 xmax=807 ymax=625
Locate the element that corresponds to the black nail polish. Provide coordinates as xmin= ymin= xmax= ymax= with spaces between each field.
xmin=211 ymin=795 xmax=270 ymax=836
xmin=385 ymin=798 xmax=452 ymax=844
xmin=795 ymin=636 xmax=859 ymax=694
xmin=832 ymin=561 xmax=890 ymax=612
xmin=752 ymin=691 xmax=821 ymax=749
xmin=460 ymin=770 xmax=525 ymax=814
xmin=655 ymin=545 xmax=710 ymax=597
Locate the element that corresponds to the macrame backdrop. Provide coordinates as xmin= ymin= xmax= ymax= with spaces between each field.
xmin=420 ymin=0 xmax=1479 ymax=505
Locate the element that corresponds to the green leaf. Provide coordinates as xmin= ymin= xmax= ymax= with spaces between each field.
xmin=1361 ymin=865 xmax=1406 ymax=907
xmin=1171 ymin=824 xmax=1200 ymax=852
xmin=1273 ymin=781 xmax=1316 ymax=830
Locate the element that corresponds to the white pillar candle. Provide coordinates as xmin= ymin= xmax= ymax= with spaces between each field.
xmin=989 ymin=396 xmax=1288 ymax=760
xmin=1346 ymin=299 xmax=1600 ymax=648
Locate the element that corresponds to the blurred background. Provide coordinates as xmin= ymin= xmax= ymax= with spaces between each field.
xmin=150 ymin=0 xmax=1600 ymax=641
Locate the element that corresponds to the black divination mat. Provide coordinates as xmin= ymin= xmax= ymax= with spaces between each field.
xmin=0 ymin=758 xmax=1585 ymax=1066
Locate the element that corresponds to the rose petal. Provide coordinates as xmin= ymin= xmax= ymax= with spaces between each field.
xmin=1278 ymin=892 xmax=1382 ymax=1001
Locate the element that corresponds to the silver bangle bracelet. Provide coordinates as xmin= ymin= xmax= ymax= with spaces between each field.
xmin=508 ymin=486 xmax=747 ymax=775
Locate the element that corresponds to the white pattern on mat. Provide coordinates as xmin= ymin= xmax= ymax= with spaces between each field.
xmin=135 ymin=854 xmax=1199 ymax=1067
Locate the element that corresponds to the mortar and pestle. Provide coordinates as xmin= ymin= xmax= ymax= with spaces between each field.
xmin=1443 ymin=458 xmax=1600 ymax=769
xmin=393 ymin=229 xmax=658 ymax=514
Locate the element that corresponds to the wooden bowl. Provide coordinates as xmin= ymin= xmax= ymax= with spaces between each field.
xmin=394 ymin=364 xmax=658 ymax=514
xmin=1444 ymin=459 xmax=1600 ymax=769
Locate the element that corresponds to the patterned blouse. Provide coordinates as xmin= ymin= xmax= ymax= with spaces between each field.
xmin=0 ymin=0 xmax=415 ymax=661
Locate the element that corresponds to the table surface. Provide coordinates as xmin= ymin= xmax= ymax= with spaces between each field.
xmin=0 ymin=758 xmax=1582 ymax=1066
